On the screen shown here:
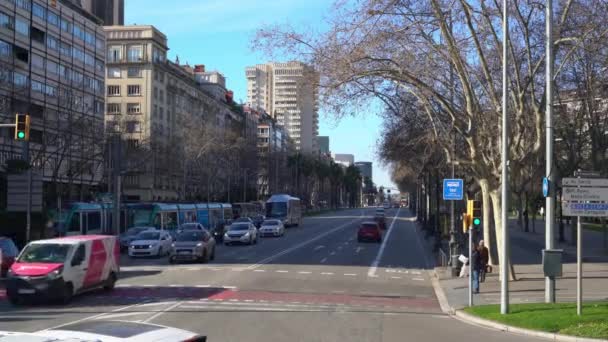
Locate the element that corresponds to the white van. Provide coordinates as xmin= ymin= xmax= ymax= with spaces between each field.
xmin=6 ymin=235 xmax=119 ymax=304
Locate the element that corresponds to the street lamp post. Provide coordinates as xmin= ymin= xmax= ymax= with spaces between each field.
xmin=500 ymin=0 xmax=510 ymax=315
xmin=545 ymin=0 xmax=556 ymax=304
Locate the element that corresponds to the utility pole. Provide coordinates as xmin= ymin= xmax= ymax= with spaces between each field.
xmin=500 ymin=0 xmax=510 ymax=315
xmin=545 ymin=0 xmax=556 ymax=304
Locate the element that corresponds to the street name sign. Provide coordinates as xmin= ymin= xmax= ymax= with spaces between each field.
xmin=562 ymin=203 xmax=608 ymax=217
xmin=563 ymin=187 xmax=608 ymax=202
xmin=562 ymin=177 xmax=608 ymax=217
xmin=443 ymin=179 xmax=463 ymax=200
xmin=562 ymin=178 xmax=608 ymax=187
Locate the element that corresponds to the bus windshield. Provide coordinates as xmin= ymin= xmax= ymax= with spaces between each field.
xmin=131 ymin=208 xmax=153 ymax=226
xmin=266 ymin=202 xmax=287 ymax=218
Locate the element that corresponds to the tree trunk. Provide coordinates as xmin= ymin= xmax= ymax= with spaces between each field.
xmin=489 ymin=187 xmax=517 ymax=281
xmin=479 ymin=179 xmax=497 ymax=265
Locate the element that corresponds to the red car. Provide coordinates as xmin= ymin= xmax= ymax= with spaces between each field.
xmin=357 ymin=222 xmax=382 ymax=243
xmin=0 ymin=237 xmax=19 ymax=277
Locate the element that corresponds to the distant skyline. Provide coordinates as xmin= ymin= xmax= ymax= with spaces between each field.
xmin=124 ymin=0 xmax=396 ymax=189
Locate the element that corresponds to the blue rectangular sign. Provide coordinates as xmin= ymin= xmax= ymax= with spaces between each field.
xmin=443 ymin=179 xmax=464 ymax=200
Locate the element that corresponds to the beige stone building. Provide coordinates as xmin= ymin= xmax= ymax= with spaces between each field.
xmin=246 ymin=61 xmax=319 ymax=153
xmin=103 ymin=25 xmax=248 ymax=201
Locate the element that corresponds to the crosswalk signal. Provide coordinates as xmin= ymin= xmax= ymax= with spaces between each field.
xmin=472 ymin=200 xmax=482 ymax=228
xmin=15 ymin=113 xmax=30 ymax=141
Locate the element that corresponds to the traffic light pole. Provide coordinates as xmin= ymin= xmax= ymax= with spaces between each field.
xmin=545 ymin=0 xmax=556 ymax=304
xmin=469 ymin=225 xmax=473 ymax=307
xmin=23 ymin=141 xmax=31 ymax=243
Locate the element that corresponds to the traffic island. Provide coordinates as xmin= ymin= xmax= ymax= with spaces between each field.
xmin=462 ymin=302 xmax=608 ymax=341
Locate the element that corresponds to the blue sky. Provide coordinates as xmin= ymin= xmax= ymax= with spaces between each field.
xmin=125 ymin=0 xmax=395 ymax=189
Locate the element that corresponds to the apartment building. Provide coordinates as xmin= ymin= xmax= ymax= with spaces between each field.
xmin=0 ymin=0 xmax=106 ymax=207
xmin=246 ymin=61 xmax=319 ymax=153
xmin=81 ymin=0 xmax=124 ymax=25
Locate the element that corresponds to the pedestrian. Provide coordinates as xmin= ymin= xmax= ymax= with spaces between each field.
xmin=471 ymin=245 xmax=482 ymax=293
xmin=478 ymin=240 xmax=489 ymax=282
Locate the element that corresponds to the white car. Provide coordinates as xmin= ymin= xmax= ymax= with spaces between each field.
xmin=224 ymin=222 xmax=258 ymax=245
xmin=259 ymin=219 xmax=285 ymax=237
xmin=0 ymin=320 xmax=206 ymax=341
xmin=375 ymin=208 xmax=385 ymax=217
xmin=129 ymin=230 xmax=173 ymax=257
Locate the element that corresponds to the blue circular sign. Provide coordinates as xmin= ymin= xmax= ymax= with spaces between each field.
xmin=542 ymin=177 xmax=549 ymax=198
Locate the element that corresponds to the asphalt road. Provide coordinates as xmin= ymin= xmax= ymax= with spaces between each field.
xmin=0 ymin=208 xmax=547 ymax=341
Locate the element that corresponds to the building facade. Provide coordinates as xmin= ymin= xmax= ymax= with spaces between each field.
xmin=318 ymin=135 xmax=329 ymax=155
xmin=333 ymin=153 xmax=354 ymax=167
xmin=246 ymin=61 xmax=319 ymax=153
xmin=354 ymin=161 xmax=372 ymax=180
xmin=81 ymin=0 xmax=124 ymax=25
xmin=104 ymin=25 xmax=251 ymax=202
xmin=0 ymin=0 xmax=106 ymax=209
xmin=253 ymin=108 xmax=290 ymax=199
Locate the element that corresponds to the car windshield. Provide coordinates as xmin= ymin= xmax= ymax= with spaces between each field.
xmin=230 ymin=224 xmax=250 ymax=231
xmin=180 ymin=223 xmax=201 ymax=230
xmin=126 ymin=227 xmax=148 ymax=236
xmin=263 ymin=220 xmax=279 ymax=226
xmin=176 ymin=231 xmax=204 ymax=242
xmin=135 ymin=231 xmax=160 ymax=240
xmin=235 ymin=218 xmax=250 ymax=222
xmin=18 ymin=243 xmax=71 ymax=263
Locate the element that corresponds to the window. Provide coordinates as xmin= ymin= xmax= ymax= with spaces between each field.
xmin=48 ymin=11 xmax=59 ymax=27
xmin=84 ymin=30 xmax=94 ymax=45
xmin=31 ymin=80 xmax=44 ymax=93
xmin=126 ymin=121 xmax=141 ymax=133
xmin=107 ymin=103 xmax=120 ymax=114
xmin=31 ymin=27 xmax=45 ymax=44
xmin=59 ymin=64 xmax=71 ymax=80
xmin=127 ymin=67 xmax=141 ymax=78
xmin=14 ymin=45 xmax=28 ymax=63
xmin=0 ymin=11 xmax=13 ymax=30
xmin=45 ymin=84 xmax=56 ymax=97
xmin=31 ymin=54 xmax=44 ymax=69
xmin=73 ymin=24 xmax=84 ymax=40
xmin=159 ymin=90 xmax=164 ymax=102
xmin=33 ymin=3 xmax=45 ymax=19
xmin=106 ymin=121 xmax=119 ymax=133
xmin=72 ymin=47 xmax=84 ymax=62
xmin=127 ymin=45 xmax=143 ymax=62
xmin=16 ymin=0 xmax=30 ymax=10
xmin=107 ymin=85 xmax=120 ymax=96
xmin=47 ymin=60 xmax=58 ymax=75
xmin=72 ymin=71 xmax=83 ymax=86
xmin=127 ymin=103 xmax=141 ymax=114
xmin=15 ymin=18 xmax=28 ymax=36
xmin=107 ymin=67 xmax=121 ymax=78
xmin=60 ymin=41 xmax=71 ymax=56
xmin=13 ymin=72 xmax=27 ymax=88
xmin=60 ymin=18 xmax=71 ymax=34
xmin=127 ymin=85 xmax=140 ymax=96
xmin=47 ymin=35 xmax=58 ymax=51
xmin=94 ymin=100 xmax=103 ymax=115
xmin=0 ymin=39 xmax=10 ymax=58
xmin=108 ymin=45 xmax=121 ymax=62
xmin=153 ymin=47 xmax=165 ymax=62
xmin=95 ymin=59 xmax=104 ymax=73
xmin=153 ymin=87 xmax=157 ymax=98
xmin=96 ymin=37 xmax=104 ymax=50
xmin=84 ymin=53 xmax=94 ymax=66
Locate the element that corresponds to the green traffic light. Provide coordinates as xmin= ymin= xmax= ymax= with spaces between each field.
xmin=17 ymin=131 xmax=25 ymax=139
xmin=473 ymin=218 xmax=481 ymax=226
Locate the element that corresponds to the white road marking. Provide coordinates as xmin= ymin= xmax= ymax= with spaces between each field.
xmin=413 ymin=277 xmax=425 ymax=281
xmin=116 ymin=284 xmax=133 ymax=287
xmin=223 ymin=286 xmax=238 ymax=289
xmin=320 ymin=257 xmax=327 ymax=263
xmin=355 ymin=247 xmax=363 ymax=254
xmin=330 ymin=251 xmax=336 ymax=256
xmin=411 ymin=271 xmax=422 ymax=275
xmin=368 ymin=208 xmax=401 ymax=277
xmin=391 ymin=276 xmax=402 ymax=279
xmin=321 ymin=272 xmax=334 ymax=275
xmin=195 ymin=284 xmax=211 ymax=288
xmin=276 ymin=270 xmax=289 ymax=273
xmin=344 ymin=273 xmax=357 ymax=276
xmin=298 ymin=271 xmax=312 ymax=274
xmin=142 ymin=301 xmax=183 ymax=323
xmin=231 ymin=268 xmax=244 ymax=271
xmin=169 ymin=284 xmax=180 ymax=287
xmin=41 ymin=301 xmax=152 ymax=331
xmin=253 ymin=269 xmax=266 ymax=272
xmin=244 ymin=299 xmax=254 ymax=302
xmin=313 ymin=245 xmax=325 ymax=251
xmin=337 ymin=246 xmax=343 ymax=250
xmin=93 ymin=312 xmax=148 ymax=320
xmin=229 ymin=299 xmax=239 ymax=302
xmin=142 ymin=284 xmax=155 ymax=287
xmin=246 ymin=215 xmax=362 ymax=269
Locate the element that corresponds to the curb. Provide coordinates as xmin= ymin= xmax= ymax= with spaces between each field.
xmin=429 ymin=269 xmax=454 ymax=315
xmin=454 ymin=310 xmax=607 ymax=342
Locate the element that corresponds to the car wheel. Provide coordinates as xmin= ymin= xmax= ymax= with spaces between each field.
xmin=61 ymin=283 xmax=73 ymax=304
xmin=103 ymin=272 xmax=117 ymax=291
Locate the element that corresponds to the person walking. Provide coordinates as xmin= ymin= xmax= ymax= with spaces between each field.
xmin=471 ymin=245 xmax=483 ymax=294
xmin=478 ymin=240 xmax=489 ymax=282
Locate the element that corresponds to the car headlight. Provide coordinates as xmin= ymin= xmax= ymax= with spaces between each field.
xmin=6 ymin=268 xmax=14 ymax=277
xmin=243 ymin=232 xmax=250 ymax=238
xmin=47 ymin=267 xmax=63 ymax=279
xmin=171 ymin=243 xmax=176 ymax=248
xmin=130 ymin=244 xmax=136 ymax=249
xmin=196 ymin=242 xmax=203 ymax=247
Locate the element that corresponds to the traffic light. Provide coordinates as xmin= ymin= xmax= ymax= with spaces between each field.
xmin=14 ymin=114 xmax=30 ymax=141
xmin=462 ymin=212 xmax=471 ymax=233
xmin=472 ymin=200 xmax=482 ymax=228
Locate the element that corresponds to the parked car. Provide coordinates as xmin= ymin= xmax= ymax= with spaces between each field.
xmin=0 ymin=321 xmax=206 ymax=341
xmin=128 ymin=230 xmax=173 ymax=257
xmin=6 ymin=235 xmax=119 ymax=304
xmin=259 ymin=219 xmax=285 ymax=237
xmin=169 ymin=230 xmax=215 ymax=264
xmin=224 ymin=222 xmax=258 ymax=245
xmin=357 ymin=222 xmax=382 ymax=243
xmin=119 ymin=227 xmax=155 ymax=252
xmin=0 ymin=237 xmax=19 ymax=278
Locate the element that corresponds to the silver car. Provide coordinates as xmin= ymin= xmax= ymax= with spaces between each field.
xmin=224 ymin=222 xmax=258 ymax=245
xmin=169 ymin=229 xmax=216 ymax=263
xmin=259 ymin=219 xmax=285 ymax=237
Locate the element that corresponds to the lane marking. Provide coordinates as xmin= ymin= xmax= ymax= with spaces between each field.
xmin=253 ymin=269 xmax=266 ymax=272
xmin=344 ymin=273 xmax=357 ymax=276
xmin=223 ymin=286 xmax=238 ymax=289
xmin=313 ymin=245 xmax=325 ymax=251
xmin=411 ymin=271 xmax=421 ymax=275
xmin=368 ymin=208 xmax=401 ymax=277
xmin=330 ymin=251 xmax=336 ymax=256
xmin=276 ymin=270 xmax=289 ymax=273
xmin=142 ymin=301 xmax=183 ymax=323
xmin=195 ymin=284 xmax=211 ymax=288
xmin=413 ymin=277 xmax=425 ymax=281
xmin=169 ymin=284 xmax=180 ymax=287
xmin=41 ymin=301 xmax=152 ymax=331
xmin=321 ymin=272 xmax=334 ymax=275
xmin=298 ymin=271 xmax=312 ymax=274
xmin=246 ymin=214 xmax=362 ymax=269
xmin=320 ymin=257 xmax=327 ymax=263
xmin=355 ymin=247 xmax=363 ymax=254
xmin=391 ymin=276 xmax=402 ymax=279
xmin=93 ymin=311 xmax=149 ymax=320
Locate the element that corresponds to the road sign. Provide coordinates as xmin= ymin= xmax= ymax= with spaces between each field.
xmin=7 ymin=172 xmax=42 ymax=212
xmin=562 ymin=178 xmax=608 ymax=187
xmin=574 ymin=170 xmax=601 ymax=178
xmin=542 ymin=177 xmax=549 ymax=197
xmin=562 ymin=202 xmax=608 ymax=217
xmin=443 ymin=179 xmax=463 ymax=200
xmin=563 ymin=187 xmax=608 ymax=202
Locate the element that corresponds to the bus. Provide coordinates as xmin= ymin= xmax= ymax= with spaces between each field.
xmin=232 ymin=202 xmax=257 ymax=219
xmin=265 ymin=194 xmax=302 ymax=227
